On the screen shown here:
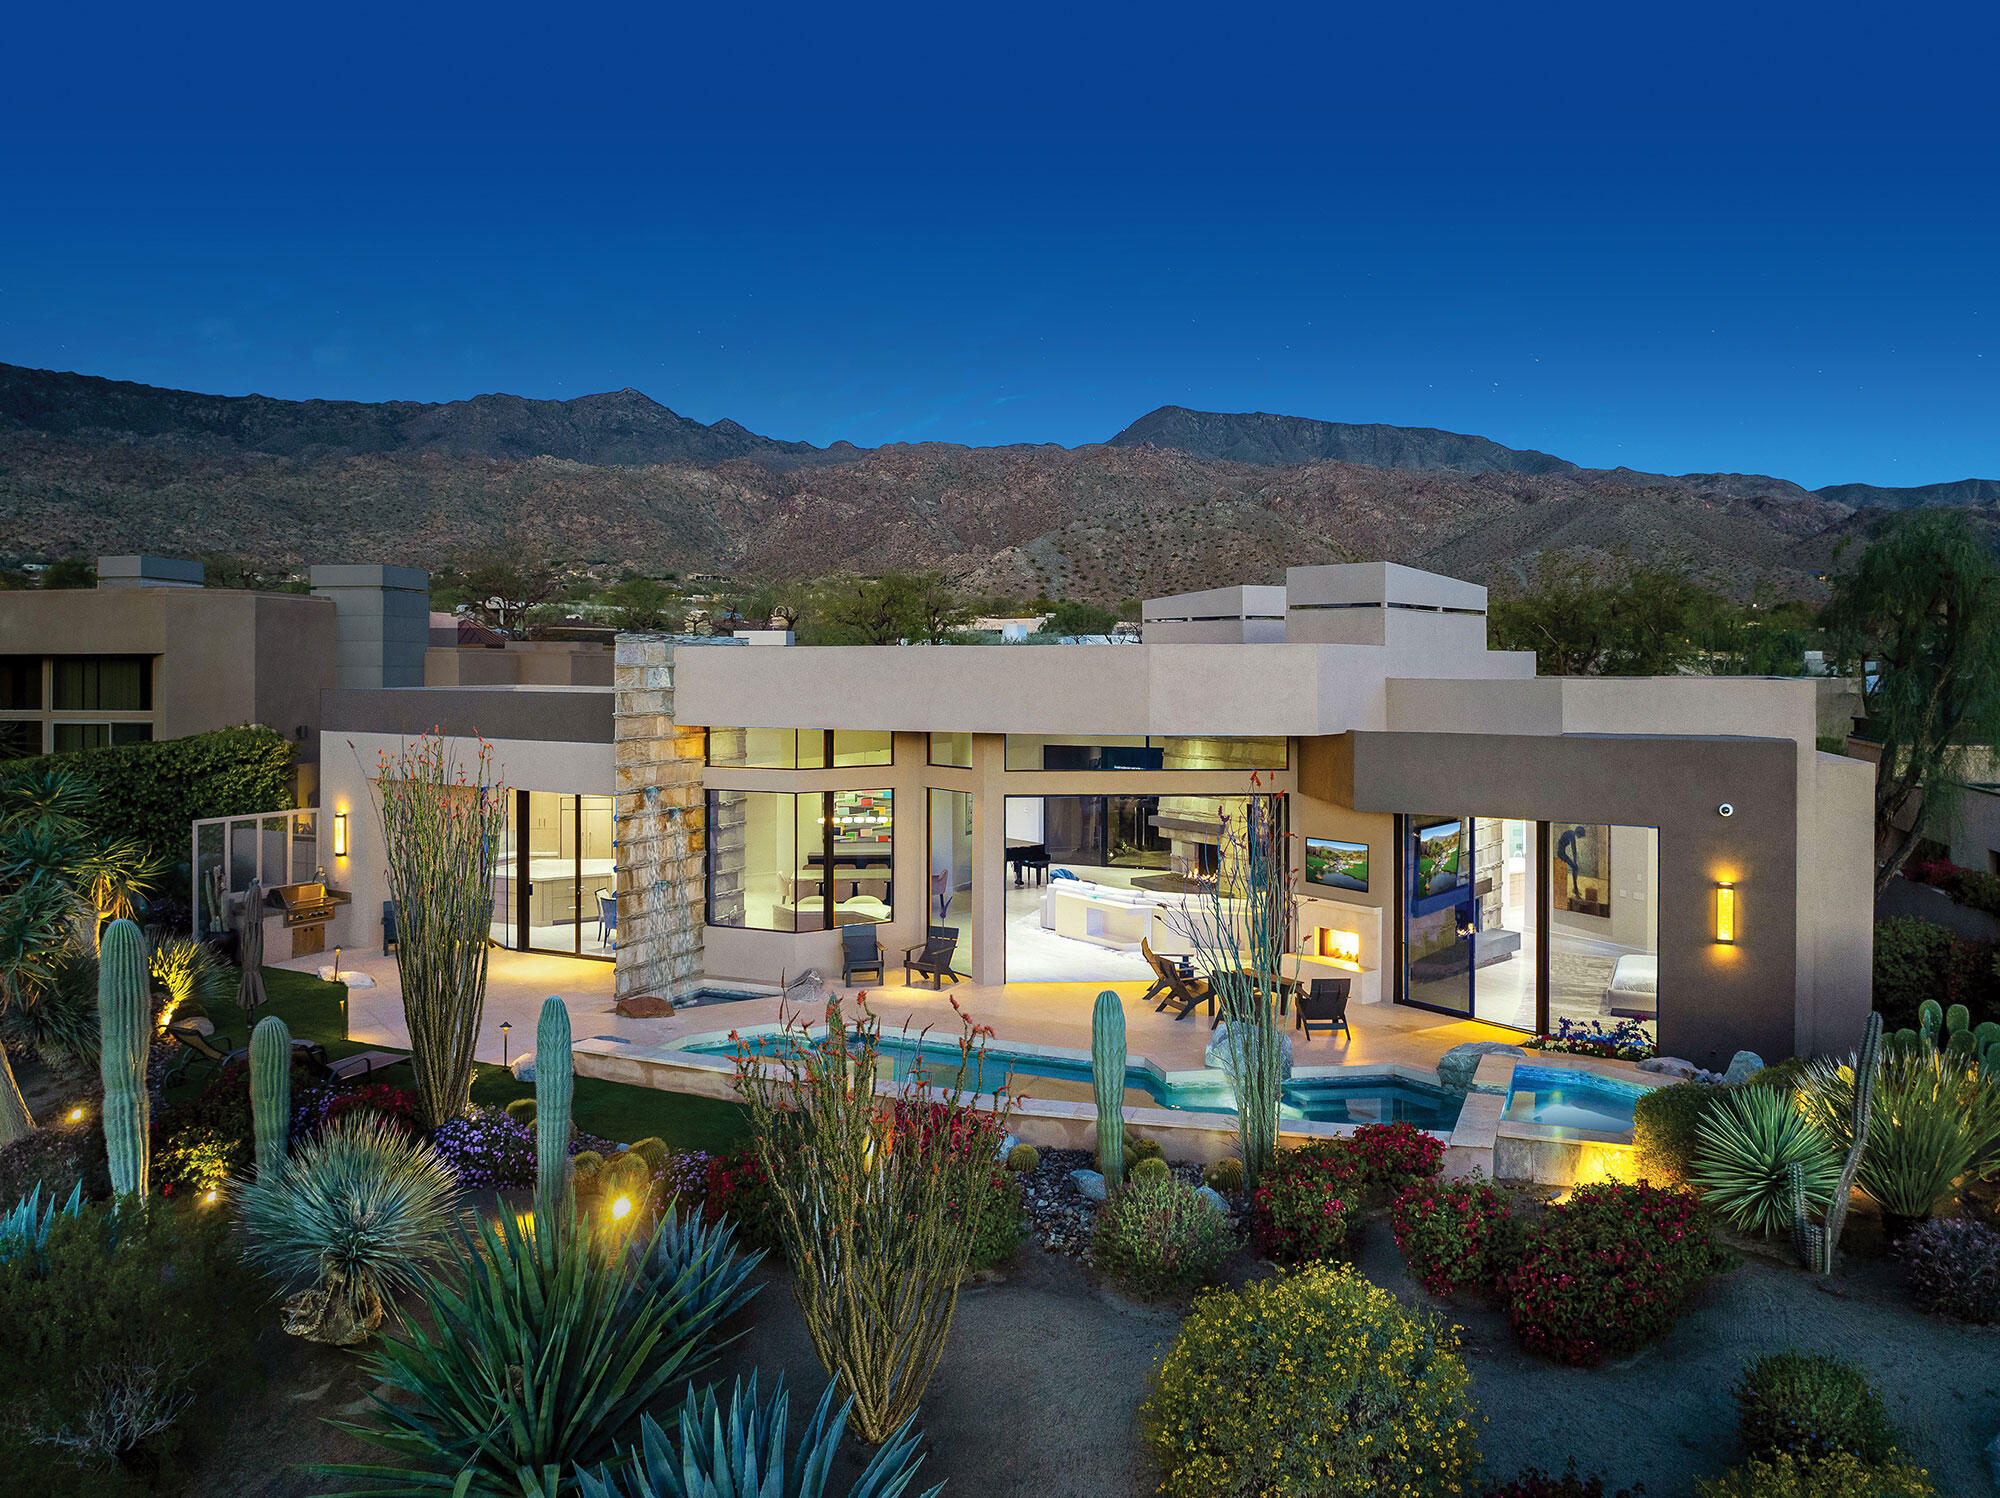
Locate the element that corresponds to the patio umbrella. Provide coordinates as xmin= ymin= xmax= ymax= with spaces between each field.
xmin=236 ymin=879 xmax=267 ymax=1015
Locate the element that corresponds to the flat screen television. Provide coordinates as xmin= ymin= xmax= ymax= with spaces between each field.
xmin=1413 ymin=817 xmax=1469 ymax=903
xmin=1303 ymin=837 xmax=1369 ymax=893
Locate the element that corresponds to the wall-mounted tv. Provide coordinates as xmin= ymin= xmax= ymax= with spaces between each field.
xmin=1411 ymin=816 xmax=1470 ymax=913
xmin=1303 ymin=837 xmax=1369 ymax=893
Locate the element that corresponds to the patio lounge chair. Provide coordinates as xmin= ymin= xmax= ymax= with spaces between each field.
xmin=1297 ymin=977 xmax=1352 ymax=1041
xmin=840 ymin=923 xmax=886 ymax=985
xmin=382 ymin=900 xmax=398 ymax=956
xmin=904 ymin=926 xmax=963 ymax=989
xmin=326 ymin=1048 xmax=412 ymax=1082
xmin=1140 ymin=939 xmax=1193 ymax=1007
xmin=164 ymin=1023 xmax=235 ymax=1084
xmin=1156 ymin=962 xmax=1217 ymax=1025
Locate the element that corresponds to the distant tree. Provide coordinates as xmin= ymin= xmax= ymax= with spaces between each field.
xmin=1040 ymin=600 xmax=1121 ymax=637
xmin=1700 ymin=588 xmax=1818 ymax=676
xmin=41 ymin=557 xmax=95 ymax=590
xmin=601 ymin=577 xmax=682 ymax=632
xmin=1489 ymin=550 xmax=1721 ymax=676
xmin=811 ymin=572 xmax=971 ymax=645
xmin=442 ymin=550 xmax=568 ymax=635
xmin=1823 ymin=512 xmax=2000 ymax=894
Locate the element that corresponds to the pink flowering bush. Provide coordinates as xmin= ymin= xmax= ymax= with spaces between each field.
xmin=1250 ymin=1124 xmax=1445 ymax=1262
xmin=1391 ymin=1177 xmax=1519 ymax=1296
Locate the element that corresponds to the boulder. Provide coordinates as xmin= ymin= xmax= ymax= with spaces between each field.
xmin=995 ymin=1132 xmax=1019 ymax=1162
xmin=510 ymin=1056 xmax=536 ymax=1082
xmin=1436 ymin=1041 xmax=1528 ymax=1095
xmin=1194 ymin=1185 xmax=1231 ymax=1216
xmin=1205 ymin=1022 xmax=1295 ymax=1081
xmin=614 ymin=994 xmax=676 ymax=1019
xmin=1638 ymin=1056 xmax=1721 ymax=1084
xmin=1722 ymin=1050 xmax=1766 ymax=1085
xmin=1068 ymin=1169 xmax=1107 ymax=1203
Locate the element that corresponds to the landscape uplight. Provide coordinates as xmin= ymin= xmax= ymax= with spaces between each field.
xmin=610 ymin=1194 xmax=633 ymax=1222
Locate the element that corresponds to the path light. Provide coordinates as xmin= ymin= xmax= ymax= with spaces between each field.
xmin=500 ymin=1020 xmax=511 ymax=1069
xmin=609 ymin=1194 xmax=633 ymax=1222
xmin=202 ymin=1189 xmax=219 ymax=1205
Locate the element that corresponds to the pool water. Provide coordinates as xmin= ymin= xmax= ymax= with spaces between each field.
xmin=671 ymin=987 xmax=770 ymax=1009
xmin=687 ymin=1032 xmax=1465 ymax=1130
xmin=1503 ymin=1065 xmax=1645 ymax=1132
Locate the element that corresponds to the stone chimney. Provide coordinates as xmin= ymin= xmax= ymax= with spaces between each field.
xmin=96 ymin=555 xmax=203 ymax=590
xmin=309 ymin=565 xmax=431 ymax=689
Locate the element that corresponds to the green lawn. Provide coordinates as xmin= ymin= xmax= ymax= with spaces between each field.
xmin=179 ymin=966 xmax=751 ymax=1155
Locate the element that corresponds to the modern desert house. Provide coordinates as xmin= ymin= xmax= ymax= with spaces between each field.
xmin=316 ymin=562 xmax=1874 ymax=1070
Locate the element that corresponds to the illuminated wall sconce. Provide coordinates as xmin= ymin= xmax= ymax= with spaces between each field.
xmin=1715 ymin=881 xmax=1737 ymax=944
xmin=333 ymin=809 xmax=348 ymax=858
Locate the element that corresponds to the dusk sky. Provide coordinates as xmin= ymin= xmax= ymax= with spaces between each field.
xmin=4 ymin=1 xmax=1996 ymax=488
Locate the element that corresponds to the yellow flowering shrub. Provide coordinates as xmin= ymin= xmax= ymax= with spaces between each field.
xmin=1696 ymin=1452 xmax=1935 ymax=1498
xmin=1141 ymin=1264 xmax=1481 ymax=1498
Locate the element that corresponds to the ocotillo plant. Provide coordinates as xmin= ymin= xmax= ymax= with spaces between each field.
xmin=251 ymin=1014 xmax=293 ymax=1179
xmin=1092 ymin=989 xmax=1125 ymax=1182
xmin=97 ymin=918 xmax=150 ymax=1199
xmin=369 ymin=734 xmax=509 ymax=1130
xmin=1791 ymin=1009 xmax=1881 ymax=1274
xmin=535 ymin=995 xmax=574 ymax=1221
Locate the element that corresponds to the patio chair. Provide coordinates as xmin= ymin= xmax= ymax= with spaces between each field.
xmin=1297 ymin=977 xmax=1352 ymax=1041
xmin=904 ymin=926 xmax=963 ymax=989
xmin=1140 ymin=939 xmax=1193 ymax=1007
xmin=840 ymin=922 xmax=886 ymax=985
xmin=1156 ymin=962 xmax=1217 ymax=1025
xmin=595 ymin=891 xmax=618 ymax=953
xmin=326 ymin=1048 xmax=413 ymax=1083
xmin=382 ymin=900 xmax=399 ymax=956
xmin=164 ymin=1023 xmax=236 ymax=1084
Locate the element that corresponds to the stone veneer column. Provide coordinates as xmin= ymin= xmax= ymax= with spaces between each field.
xmin=613 ymin=634 xmax=710 ymax=1000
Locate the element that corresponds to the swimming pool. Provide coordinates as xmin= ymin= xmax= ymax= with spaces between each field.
xmin=685 ymin=1031 xmax=1465 ymax=1131
xmin=1503 ymin=1064 xmax=1646 ymax=1132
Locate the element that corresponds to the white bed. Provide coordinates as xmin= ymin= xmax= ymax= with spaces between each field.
xmin=1602 ymin=953 xmax=1658 ymax=1019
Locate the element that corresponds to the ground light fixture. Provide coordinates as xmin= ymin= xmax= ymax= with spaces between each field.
xmin=1715 ymin=882 xmax=1737 ymax=944
xmin=500 ymin=1021 xmax=511 ymax=1069
xmin=610 ymin=1194 xmax=633 ymax=1221
xmin=333 ymin=809 xmax=348 ymax=857
xmin=67 ymin=1105 xmax=86 ymax=1123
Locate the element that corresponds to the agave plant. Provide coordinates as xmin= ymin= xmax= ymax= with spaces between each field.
xmin=237 ymin=1110 xmax=460 ymax=1345
xmin=1799 ymin=1044 xmax=2000 ymax=1220
xmin=1691 ymin=1084 xmax=1842 ymax=1235
xmin=576 ymin=1373 xmax=942 ymax=1498
xmin=642 ymin=1200 xmax=765 ymax=1350
xmin=0 ymin=1180 xmax=86 ymax=1274
xmin=324 ymin=1207 xmax=754 ymax=1497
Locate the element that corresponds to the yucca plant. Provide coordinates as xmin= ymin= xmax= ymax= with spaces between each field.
xmin=147 ymin=928 xmax=231 ymax=1023
xmin=0 ymin=1180 xmax=85 ymax=1274
xmin=641 ymin=1201 xmax=765 ymax=1349
xmin=1800 ymin=1043 xmax=2000 ymax=1221
xmin=237 ymin=1110 xmax=460 ymax=1345
xmin=1691 ymin=1084 xmax=1843 ymax=1235
xmin=324 ymin=1207 xmax=752 ymax=1497
xmin=575 ymin=1373 xmax=942 ymax=1498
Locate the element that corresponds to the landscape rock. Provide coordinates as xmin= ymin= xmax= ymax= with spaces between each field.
xmin=1194 ymin=1185 xmax=1230 ymax=1215
xmin=1205 ymin=1022 xmax=1294 ymax=1081
xmin=614 ymin=994 xmax=676 ymax=1018
xmin=1436 ymin=1041 xmax=1528 ymax=1094
xmin=1068 ymin=1169 xmax=1107 ymax=1202
xmin=995 ymin=1132 xmax=1019 ymax=1162
xmin=1722 ymin=1050 xmax=1766 ymax=1085
xmin=510 ymin=1057 xmax=536 ymax=1082
xmin=1638 ymin=1056 xmax=1722 ymax=1084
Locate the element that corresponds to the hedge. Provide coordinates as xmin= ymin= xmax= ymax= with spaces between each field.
xmin=1872 ymin=915 xmax=2000 ymax=1032
xmin=0 ymin=725 xmax=296 ymax=868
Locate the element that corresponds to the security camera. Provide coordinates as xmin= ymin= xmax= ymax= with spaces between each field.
xmin=1718 ymin=803 xmax=1734 ymax=818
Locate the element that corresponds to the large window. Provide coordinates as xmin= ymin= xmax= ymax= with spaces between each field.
xmin=0 ymin=721 xmax=38 ymax=761
xmin=0 ymin=658 xmax=41 ymax=711
xmin=707 ymin=788 xmax=894 ymax=932
xmin=1003 ymin=734 xmax=1286 ymax=771
xmin=929 ymin=732 xmax=972 ymax=768
xmin=707 ymin=729 xmax=892 ymax=769
xmin=52 ymin=722 xmax=152 ymax=753
xmin=53 ymin=656 xmax=151 ymax=712
xmin=928 ymin=788 xmax=973 ymax=974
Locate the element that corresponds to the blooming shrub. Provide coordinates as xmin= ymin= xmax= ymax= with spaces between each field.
xmin=1899 ymin=1217 xmax=2000 ymax=1323
xmin=1343 ymin=1122 xmax=1446 ymax=1202
xmin=1502 ymin=1181 xmax=1729 ymax=1366
xmin=1093 ymin=1172 xmax=1237 ymax=1296
xmin=1526 ymin=1018 xmax=1657 ymax=1062
xmin=702 ymin=1141 xmax=782 ymax=1250
xmin=293 ymin=1081 xmax=423 ymax=1139
xmin=654 ymin=1148 xmax=712 ymax=1211
xmin=1251 ymin=1140 xmax=1362 ymax=1263
xmin=1732 ymin=1352 xmax=1899 ymax=1466
xmin=1695 ymin=1453 xmax=1935 ymax=1498
xmin=1391 ymin=1177 xmax=1518 ymax=1296
xmin=155 ymin=1121 xmax=242 ymax=1197
xmin=1481 ymin=1465 xmax=1642 ymax=1498
xmin=1142 ymin=1264 xmax=1480 ymax=1498
xmin=427 ymin=1107 xmax=536 ymax=1191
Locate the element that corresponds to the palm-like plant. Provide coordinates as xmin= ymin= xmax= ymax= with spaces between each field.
xmin=1799 ymin=1044 xmax=2000 ymax=1220
xmin=1691 ymin=1084 xmax=1843 ymax=1235
xmin=325 ymin=1207 xmax=754 ymax=1497
xmin=237 ymin=1111 xmax=461 ymax=1346
xmin=576 ymin=1374 xmax=942 ymax=1498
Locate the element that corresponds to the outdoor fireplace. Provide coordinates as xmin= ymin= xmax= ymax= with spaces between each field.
xmin=1313 ymin=926 xmax=1362 ymax=966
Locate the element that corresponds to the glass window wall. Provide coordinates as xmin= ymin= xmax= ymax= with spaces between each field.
xmin=928 ymin=732 xmax=972 ymax=768
xmin=706 ymin=788 xmax=893 ymax=932
xmin=1003 ymin=734 xmax=1286 ymax=771
xmin=53 ymin=656 xmax=150 ymax=712
xmin=928 ymin=789 xmax=973 ymax=974
xmin=706 ymin=728 xmax=892 ymax=769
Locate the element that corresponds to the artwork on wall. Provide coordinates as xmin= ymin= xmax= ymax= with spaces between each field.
xmin=1552 ymin=823 xmax=1611 ymax=917
xmin=1304 ymin=837 xmax=1369 ymax=893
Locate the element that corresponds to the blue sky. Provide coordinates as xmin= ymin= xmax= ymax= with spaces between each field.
xmin=3 ymin=1 xmax=1996 ymax=488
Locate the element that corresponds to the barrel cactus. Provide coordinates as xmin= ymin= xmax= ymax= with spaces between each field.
xmin=251 ymin=1014 xmax=293 ymax=1179
xmin=535 ymin=995 xmax=574 ymax=1221
xmin=97 ymin=919 xmax=151 ymax=1199
xmin=1092 ymin=989 xmax=1125 ymax=1183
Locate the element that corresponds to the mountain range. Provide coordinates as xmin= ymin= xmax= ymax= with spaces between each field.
xmin=2 ymin=362 xmax=1994 ymax=601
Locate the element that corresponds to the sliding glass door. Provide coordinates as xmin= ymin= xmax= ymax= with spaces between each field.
xmin=500 ymin=791 xmax=616 ymax=960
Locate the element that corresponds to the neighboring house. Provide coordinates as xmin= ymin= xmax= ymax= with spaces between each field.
xmin=318 ymin=562 xmax=1875 ymax=1069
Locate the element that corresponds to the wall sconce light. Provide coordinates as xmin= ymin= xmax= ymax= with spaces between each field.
xmin=1715 ymin=882 xmax=1737 ymax=944
xmin=333 ymin=809 xmax=348 ymax=858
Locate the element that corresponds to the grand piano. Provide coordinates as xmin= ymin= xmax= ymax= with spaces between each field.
xmin=1005 ymin=839 xmax=1049 ymax=886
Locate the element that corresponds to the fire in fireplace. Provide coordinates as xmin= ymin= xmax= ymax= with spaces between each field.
xmin=1314 ymin=927 xmax=1362 ymax=965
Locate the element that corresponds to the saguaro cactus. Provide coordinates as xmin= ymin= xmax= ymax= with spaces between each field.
xmin=250 ymin=1014 xmax=292 ymax=1179
xmin=97 ymin=919 xmax=151 ymax=1200
xmin=1791 ymin=1009 xmax=1881 ymax=1274
xmin=535 ymin=995 xmax=574 ymax=1221
xmin=1092 ymin=989 xmax=1125 ymax=1183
